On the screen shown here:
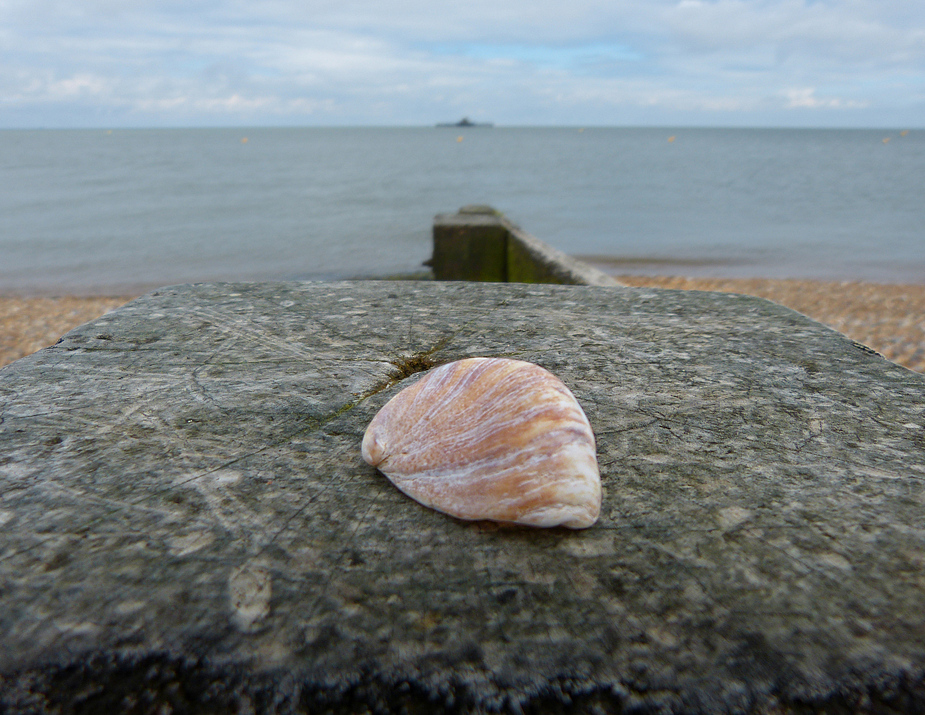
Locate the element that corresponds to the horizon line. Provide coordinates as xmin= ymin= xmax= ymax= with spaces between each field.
xmin=0 ymin=123 xmax=920 ymax=132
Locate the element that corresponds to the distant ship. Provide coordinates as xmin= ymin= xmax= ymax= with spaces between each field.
xmin=436 ymin=117 xmax=493 ymax=128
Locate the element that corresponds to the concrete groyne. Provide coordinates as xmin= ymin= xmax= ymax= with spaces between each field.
xmin=431 ymin=205 xmax=621 ymax=286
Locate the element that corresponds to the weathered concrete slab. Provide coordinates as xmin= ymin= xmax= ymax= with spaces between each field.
xmin=0 ymin=280 xmax=923 ymax=713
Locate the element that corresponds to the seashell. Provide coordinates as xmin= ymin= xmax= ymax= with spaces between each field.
xmin=361 ymin=357 xmax=601 ymax=528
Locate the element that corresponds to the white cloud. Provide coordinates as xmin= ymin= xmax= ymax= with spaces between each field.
xmin=784 ymin=87 xmax=871 ymax=109
xmin=0 ymin=0 xmax=923 ymax=126
xmin=663 ymin=0 xmax=925 ymax=67
xmin=47 ymin=74 xmax=111 ymax=98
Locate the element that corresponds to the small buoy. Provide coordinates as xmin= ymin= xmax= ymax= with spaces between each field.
xmin=883 ymin=137 xmax=891 ymax=144
xmin=900 ymin=130 xmax=909 ymax=137
xmin=578 ymin=128 xmax=585 ymax=133
xmin=667 ymin=135 xmax=676 ymax=143
xmin=457 ymin=136 xmax=464 ymax=143
xmin=241 ymin=137 xmax=249 ymax=144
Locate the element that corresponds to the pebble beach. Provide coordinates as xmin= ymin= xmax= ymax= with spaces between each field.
xmin=0 ymin=296 xmax=138 ymax=369
xmin=1 ymin=278 xmax=922 ymax=374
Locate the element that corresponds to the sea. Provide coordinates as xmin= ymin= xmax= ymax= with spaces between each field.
xmin=1 ymin=126 xmax=922 ymax=295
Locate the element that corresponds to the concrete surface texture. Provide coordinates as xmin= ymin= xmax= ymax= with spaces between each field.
xmin=0 ymin=280 xmax=923 ymax=713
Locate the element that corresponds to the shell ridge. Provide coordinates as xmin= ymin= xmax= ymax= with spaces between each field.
xmin=376 ymin=399 xmax=597 ymax=480
xmin=384 ymin=445 xmax=599 ymax=505
xmin=425 ymin=403 xmax=593 ymax=464
xmin=403 ymin=360 xmax=490 ymax=437
xmin=377 ymin=361 xmax=476 ymax=455
xmin=394 ymin=380 xmax=587 ymax=462
xmin=380 ymin=432 xmax=596 ymax=485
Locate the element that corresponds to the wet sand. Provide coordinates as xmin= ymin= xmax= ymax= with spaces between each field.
xmin=0 ymin=279 xmax=923 ymax=373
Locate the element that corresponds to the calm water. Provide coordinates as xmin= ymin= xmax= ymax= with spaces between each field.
xmin=0 ymin=127 xmax=922 ymax=294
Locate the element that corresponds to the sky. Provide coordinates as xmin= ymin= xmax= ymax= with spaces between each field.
xmin=1 ymin=0 xmax=923 ymax=128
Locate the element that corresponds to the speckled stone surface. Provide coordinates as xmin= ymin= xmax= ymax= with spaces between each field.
xmin=0 ymin=280 xmax=923 ymax=713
